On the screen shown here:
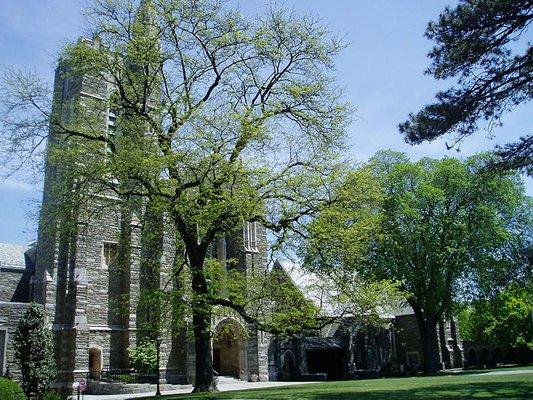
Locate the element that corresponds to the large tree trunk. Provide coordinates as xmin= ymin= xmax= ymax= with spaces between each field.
xmin=190 ymin=251 xmax=218 ymax=393
xmin=414 ymin=312 xmax=441 ymax=374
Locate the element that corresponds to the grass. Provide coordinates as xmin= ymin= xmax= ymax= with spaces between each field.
xmin=142 ymin=369 xmax=533 ymax=400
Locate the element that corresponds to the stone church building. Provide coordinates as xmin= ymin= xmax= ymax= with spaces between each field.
xmin=0 ymin=3 xmax=463 ymax=392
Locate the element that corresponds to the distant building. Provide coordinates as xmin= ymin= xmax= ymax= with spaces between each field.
xmin=267 ymin=261 xmax=463 ymax=380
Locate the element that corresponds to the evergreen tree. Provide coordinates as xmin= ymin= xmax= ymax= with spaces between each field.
xmin=400 ymin=0 xmax=533 ymax=174
xmin=13 ymin=303 xmax=56 ymax=399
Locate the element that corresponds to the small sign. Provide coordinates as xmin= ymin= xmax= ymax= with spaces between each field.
xmin=78 ymin=378 xmax=87 ymax=392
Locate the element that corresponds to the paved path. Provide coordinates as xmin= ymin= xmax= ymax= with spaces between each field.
xmin=83 ymin=381 xmax=318 ymax=400
xmin=474 ymin=369 xmax=533 ymax=376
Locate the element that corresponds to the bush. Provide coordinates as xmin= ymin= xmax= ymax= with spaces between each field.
xmin=129 ymin=341 xmax=157 ymax=374
xmin=0 ymin=377 xmax=26 ymax=400
xmin=380 ymin=361 xmax=401 ymax=377
xmin=41 ymin=391 xmax=67 ymax=400
xmin=112 ymin=374 xmax=136 ymax=383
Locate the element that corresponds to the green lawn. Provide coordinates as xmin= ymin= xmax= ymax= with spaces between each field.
xmin=145 ymin=369 xmax=533 ymax=400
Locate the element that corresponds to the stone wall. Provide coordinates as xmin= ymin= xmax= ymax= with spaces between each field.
xmin=396 ymin=314 xmax=424 ymax=369
xmin=0 ymin=302 xmax=34 ymax=378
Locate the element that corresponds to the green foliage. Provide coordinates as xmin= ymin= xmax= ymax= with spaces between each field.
xmin=365 ymin=151 xmax=527 ymax=314
xmin=41 ymin=391 xmax=68 ymax=400
xmin=13 ymin=303 xmax=56 ymax=399
xmin=112 ymin=374 xmax=137 ymax=384
xmin=129 ymin=341 xmax=158 ymax=374
xmin=459 ymin=282 xmax=533 ymax=348
xmin=303 ymin=165 xmax=404 ymax=326
xmin=305 ymin=167 xmax=384 ymax=270
xmin=0 ymin=377 xmax=26 ymax=400
xmin=400 ymin=0 xmax=533 ymax=174
xmin=305 ymin=150 xmax=529 ymax=371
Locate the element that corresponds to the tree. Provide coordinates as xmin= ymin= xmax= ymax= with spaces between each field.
xmin=459 ymin=281 xmax=533 ymax=350
xmin=303 ymin=166 xmax=403 ymax=326
xmin=13 ymin=303 xmax=56 ymax=399
xmin=0 ymin=0 xmax=348 ymax=392
xmin=306 ymin=150 xmax=529 ymax=373
xmin=399 ymin=0 xmax=533 ymax=174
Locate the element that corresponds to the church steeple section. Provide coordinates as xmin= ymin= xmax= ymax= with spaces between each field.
xmin=125 ymin=0 xmax=162 ymax=113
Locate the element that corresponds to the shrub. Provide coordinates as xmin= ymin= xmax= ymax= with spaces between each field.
xmin=112 ymin=374 xmax=136 ymax=383
xmin=380 ymin=361 xmax=401 ymax=377
xmin=13 ymin=303 xmax=56 ymax=399
xmin=41 ymin=391 xmax=67 ymax=400
xmin=0 ymin=377 xmax=26 ymax=400
xmin=129 ymin=341 xmax=157 ymax=374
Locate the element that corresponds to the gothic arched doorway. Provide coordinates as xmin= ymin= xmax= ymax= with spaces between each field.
xmin=213 ymin=318 xmax=247 ymax=379
xmin=467 ymin=348 xmax=478 ymax=366
xmin=281 ymin=351 xmax=297 ymax=381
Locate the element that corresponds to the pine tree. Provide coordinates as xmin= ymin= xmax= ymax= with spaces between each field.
xmin=13 ymin=303 xmax=56 ymax=399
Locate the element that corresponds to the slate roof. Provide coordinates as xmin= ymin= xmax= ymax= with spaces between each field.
xmin=0 ymin=243 xmax=29 ymax=269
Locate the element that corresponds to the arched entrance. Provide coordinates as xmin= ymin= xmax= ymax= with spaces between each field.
xmin=480 ymin=348 xmax=490 ymax=365
xmin=213 ymin=318 xmax=247 ymax=379
xmin=493 ymin=347 xmax=503 ymax=364
xmin=281 ymin=351 xmax=297 ymax=381
xmin=89 ymin=347 xmax=103 ymax=379
xmin=467 ymin=348 xmax=478 ymax=366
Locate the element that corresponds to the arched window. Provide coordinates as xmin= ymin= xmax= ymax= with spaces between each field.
xmin=243 ymin=222 xmax=259 ymax=253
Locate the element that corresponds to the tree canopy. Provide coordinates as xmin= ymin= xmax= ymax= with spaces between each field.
xmin=304 ymin=150 xmax=531 ymax=373
xmin=459 ymin=281 xmax=533 ymax=349
xmin=399 ymin=0 xmax=533 ymax=174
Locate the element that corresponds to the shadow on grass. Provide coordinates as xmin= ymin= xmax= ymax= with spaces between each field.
xmin=165 ymin=381 xmax=532 ymax=400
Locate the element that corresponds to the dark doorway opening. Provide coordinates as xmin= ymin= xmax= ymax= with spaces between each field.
xmin=467 ymin=348 xmax=478 ymax=366
xmin=493 ymin=347 xmax=503 ymax=364
xmin=281 ymin=352 xmax=296 ymax=381
xmin=306 ymin=349 xmax=342 ymax=380
xmin=480 ymin=348 xmax=490 ymax=365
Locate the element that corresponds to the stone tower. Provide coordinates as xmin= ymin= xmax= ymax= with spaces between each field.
xmin=32 ymin=4 xmax=270 ymax=391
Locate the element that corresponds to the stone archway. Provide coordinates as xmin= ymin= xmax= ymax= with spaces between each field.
xmin=467 ymin=348 xmax=478 ymax=366
xmin=480 ymin=348 xmax=490 ymax=365
xmin=493 ymin=347 xmax=503 ymax=364
xmin=213 ymin=318 xmax=247 ymax=379
xmin=89 ymin=347 xmax=103 ymax=379
xmin=281 ymin=351 xmax=297 ymax=381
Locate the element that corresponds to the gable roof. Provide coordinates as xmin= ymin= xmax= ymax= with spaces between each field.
xmin=272 ymin=259 xmax=338 ymax=316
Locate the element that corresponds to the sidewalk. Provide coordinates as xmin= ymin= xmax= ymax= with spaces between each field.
xmin=82 ymin=380 xmax=318 ymax=400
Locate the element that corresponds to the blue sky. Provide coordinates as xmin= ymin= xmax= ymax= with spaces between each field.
xmin=0 ymin=0 xmax=531 ymax=244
